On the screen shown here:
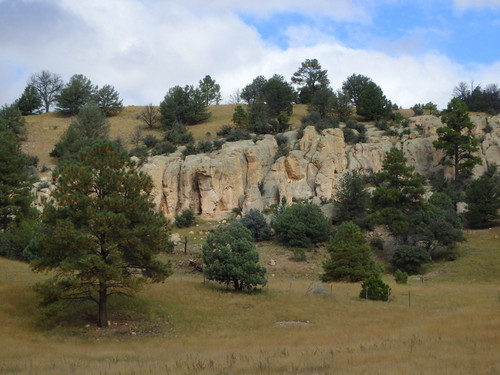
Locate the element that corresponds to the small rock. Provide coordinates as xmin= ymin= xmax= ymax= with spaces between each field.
xmin=189 ymin=231 xmax=194 ymax=234
xmin=268 ymin=259 xmax=276 ymax=266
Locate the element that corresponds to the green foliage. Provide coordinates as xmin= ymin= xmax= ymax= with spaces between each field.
xmin=408 ymin=195 xmax=464 ymax=259
xmin=291 ymin=59 xmax=329 ymax=104
xmin=0 ymin=217 xmax=39 ymax=261
xmin=391 ymin=245 xmax=430 ymax=274
xmin=152 ymin=141 xmax=177 ymax=156
xmin=57 ymin=74 xmax=97 ymax=115
xmin=164 ymin=121 xmax=195 ymax=145
xmin=334 ymin=171 xmax=370 ymax=224
xmin=321 ymin=221 xmax=381 ymax=282
xmin=174 ymin=209 xmax=195 ymax=228
xmin=356 ymin=81 xmax=393 ymax=121
xmin=464 ymin=166 xmax=500 ymax=228
xmin=15 ymin=84 xmax=43 ymax=115
xmin=50 ymin=105 xmax=110 ymax=161
xmin=0 ymin=129 xmax=34 ymax=236
xmin=359 ymin=276 xmax=391 ymax=301
xmin=272 ymin=202 xmax=330 ymax=248
xmin=95 ymin=84 xmax=123 ymax=116
xmin=370 ymin=147 xmax=425 ymax=236
xmin=240 ymin=209 xmax=272 ymax=242
xmin=453 ymin=81 xmax=500 ymax=114
xmin=128 ymin=146 xmax=149 ymax=164
xmin=31 ymin=141 xmax=172 ymax=327
xmin=160 ymin=85 xmax=210 ymax=126
xmin=342 ymin=74 xmax=372 ymax=107
xmin=0 ymin=104 xmax=26 ymax=137
xmin=232 ymin=105 xmax=248 ymax=126
xmin=331 ymin=89 xmax=353 ymax=121
xmin=198 ymin=75 xmax=221 ymax=105
xmin=393 ymin=269 xmax=408 ymax=284
xmin=143 ymin=134 xmax=159 ymax=148
xmin=433 ymin=98 xmax=482 ymax=180
xmin=242 ymin=74 xmax=295 ymax=134
xmin=202 ymin=221 xmax=267 ymax=291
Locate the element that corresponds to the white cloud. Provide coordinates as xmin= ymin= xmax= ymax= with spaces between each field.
xmin=0 ymin=0 xmax=498 ymax=110
xmin=454 ymin=0 xmax=500 ymax=10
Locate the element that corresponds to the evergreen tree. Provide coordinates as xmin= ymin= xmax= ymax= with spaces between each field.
xmin=32 ymin=141 xmax=172 ymax=327
xmin=0 ymin=104 xmax=26 ymax=137
xmin=198 ymin=75 xmax=221 ymax=105
xmin=433 ymin=98 xmax=482 ymax=181
xmin=240 ymin=209 xmax=272 ymax=242
xmin=334 ymin=171 xmax=370 ymax=224
xmin=464 ymin=166 xmax=500 ymax=228
xmin=57 ymin=74 xmax=97 ymax=115
xmin=95 ymin=84 xmax=123 ymax=116
xmin=291 ymin=58 xmax=329 ymax=104
xmin=272 ymin=202 xmax=330 ymax=248
xmin=322 ymin=221 xmax=381 ymax=282
xmin=202 ymin=221 xmax=267 ymax=291
xmin=370 ymin=147 xmax=425 ymax=236
xmin=356 ymin=81 xmax=392 ymax=120
xmin=160 ymin=85 xmax=210 ymax=126
xmin=0 ymin=129 xmax=34 ymax=232
xmin=342 ymin=74 xmax=372 ymax=107
xmin=51 ymin=105 xmax=110 ymax=161
xmin=15 ymin=85 xmax=43 ymax=115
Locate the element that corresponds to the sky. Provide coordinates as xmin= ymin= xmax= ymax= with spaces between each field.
xmin=1 ymin=0 xmax=499 ymax=109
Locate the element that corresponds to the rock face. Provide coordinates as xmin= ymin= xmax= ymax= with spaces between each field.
xmin=140 ymin=115 xmax=500 ymax=220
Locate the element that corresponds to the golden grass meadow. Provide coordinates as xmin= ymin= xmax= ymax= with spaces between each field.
xmin=0 ymin=225 xmax=499 ymax=375
xmin=3 ymin=105 xmax=498 ymax=374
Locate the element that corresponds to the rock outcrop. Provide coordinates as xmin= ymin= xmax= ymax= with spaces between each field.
xmin=141 ymin=115 xmax=500 ymax=220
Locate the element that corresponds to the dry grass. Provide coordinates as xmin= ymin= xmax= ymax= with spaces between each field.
xmin=0 ymin=227 xmax=499 ymax=375
xmin=21 ymin=104 xmax=309 ymax=171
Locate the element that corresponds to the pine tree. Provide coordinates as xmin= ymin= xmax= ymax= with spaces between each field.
xmin=32 ymin=141 xmax=172 ymax=327
xmin=433 ymin=98 xmax=482 ymax=181
xmin=322 ymin=221 xmax=381 ymax=282
xmin=202 ymin=221 xmax=267 ymax=291
xmin=464 ymin=167 xmax=500 ymax=228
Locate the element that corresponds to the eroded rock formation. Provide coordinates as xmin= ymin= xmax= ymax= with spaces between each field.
xmin=141 ymin=115 xmax=500 ymax=220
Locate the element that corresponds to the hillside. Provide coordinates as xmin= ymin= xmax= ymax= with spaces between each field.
xmin=0 ymin=226 xmax=498 ymax=374
xmin=21 ymin=104 xmax=309 ymax=169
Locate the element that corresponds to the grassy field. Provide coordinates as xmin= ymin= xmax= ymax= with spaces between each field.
xmin=0 ymin=225 xmax=499 ymax=375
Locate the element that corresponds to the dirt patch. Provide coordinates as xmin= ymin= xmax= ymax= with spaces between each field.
xmin=274 ymin=320 xmax=311 ymax=327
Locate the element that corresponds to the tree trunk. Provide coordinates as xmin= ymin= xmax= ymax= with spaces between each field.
xmin=98 ymin=285 xmax=108 ymax=328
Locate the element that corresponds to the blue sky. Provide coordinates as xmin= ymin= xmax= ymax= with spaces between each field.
xmin=1 ymin=0 xmax=499 ymax=109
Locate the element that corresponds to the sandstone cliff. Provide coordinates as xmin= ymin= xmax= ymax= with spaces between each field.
xmin=140 ymin=115 xmax=500 ymax=220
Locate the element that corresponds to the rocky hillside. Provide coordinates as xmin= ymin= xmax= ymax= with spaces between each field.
xmin=139 ymin=115 xmax=500 ymax=220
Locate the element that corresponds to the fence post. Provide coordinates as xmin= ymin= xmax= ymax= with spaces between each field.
xmin=408 ymin=290 xmax=411 ymax=308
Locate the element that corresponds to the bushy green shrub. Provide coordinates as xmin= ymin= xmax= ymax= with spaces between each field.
xmin=359 ymin=276 xmax=391 ymax=301
xmin=143 ymin=134 xmax=159 ymax=148
xmin=217 ymin=125 xmax=232 ymax=137
xmin=394 ymin=269 xmax=408 ymax=284
xmin=129 ymin=146 xmax=149 ymax=162
xmin=272 ymin=202 xmax=330 ymax=248
xmin=152 ymin=141 xmax=177 ymax=156
xmin=240 ymin=209 xmax=272 ymax=242
xmin=391 ymin=245 xmax=430 ymax=275
xmin=174 ymin=209 xmax=195 ymax=228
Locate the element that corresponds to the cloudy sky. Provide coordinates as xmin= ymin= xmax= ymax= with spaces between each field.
xmin=1 ymin=0 xmax=499 ymax=109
